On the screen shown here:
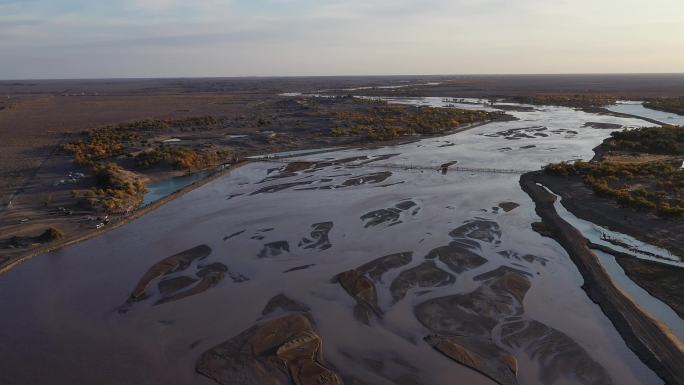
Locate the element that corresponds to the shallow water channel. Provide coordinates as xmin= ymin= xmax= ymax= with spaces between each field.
xmin=144 ymin=171 xmax=215 ymax=205
xmin=0 ymin=99 xmax=676 ymax=385
xmin=606 ymin=101 xmax=684 ymax=126
xmin=545 ymin=186 xmax=684 ymax=342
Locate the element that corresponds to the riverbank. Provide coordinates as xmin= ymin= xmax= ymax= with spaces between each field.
xmin=520 ymin=171 xmax=684 ymax=385
xmin=0 ymin=114 xmax=508 ymax=275
xmin=589 ymin=242 xmax=684 ymax=319
xmin=584 ymin=107 xmax=672 ymax=126
xmin=530 ymin=172 xmax=684 ymax=257
xmin=525 ymin=166 xmax=684 ymax=313
xmin=0 ymin=160 xmax=250 ymax=275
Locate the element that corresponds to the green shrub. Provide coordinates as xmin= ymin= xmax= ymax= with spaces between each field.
xmin=544 ymin=158 xmax=684 ymax=217
xmin=36 ymin=227 xmax=65 ymax=242
xmin=83 ymin=163 xmax=147 ymax=213
xmin=510 ymin=95 xmax=617 ymax=108
xmin=333 ymin=104 xmax=501 ymax=141
xmin=644 ymin=97 xmax=684 ymax=116
xmin=607 ymin=126 xmax=684 ymax=155
xmin=61 ymin=116 xmax=223 ymax=164
xmin=135 ymin=147 xmax=231 ymax=170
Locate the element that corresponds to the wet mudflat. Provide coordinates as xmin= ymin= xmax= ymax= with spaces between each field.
xmin=0 ymin=100 xmax=669 ymax=385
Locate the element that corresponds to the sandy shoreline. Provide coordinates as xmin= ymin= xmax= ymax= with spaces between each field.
xmin=520 ymin=171 xmax=684 ymax=385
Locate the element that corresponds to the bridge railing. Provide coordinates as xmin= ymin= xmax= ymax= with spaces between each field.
xmin=257 ymin=158 xmax=532 ymax=174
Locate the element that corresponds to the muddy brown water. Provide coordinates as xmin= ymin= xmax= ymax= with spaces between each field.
xmin=0 ymin=100 xmax=669 ymax=385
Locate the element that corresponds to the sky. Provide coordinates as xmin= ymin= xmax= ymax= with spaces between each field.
xmin=1 ymin=0 xmax=683 ymax=79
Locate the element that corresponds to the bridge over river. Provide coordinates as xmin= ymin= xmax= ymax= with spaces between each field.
xmin=259 ymin=157 xmax=533 ymax=174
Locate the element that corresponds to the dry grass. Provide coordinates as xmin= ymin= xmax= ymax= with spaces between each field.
xmin=602 ymin=153 xmax=680 ymax=164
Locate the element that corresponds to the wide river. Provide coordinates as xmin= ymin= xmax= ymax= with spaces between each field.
xmin=0 ymin=98 xmax=677 ymax=385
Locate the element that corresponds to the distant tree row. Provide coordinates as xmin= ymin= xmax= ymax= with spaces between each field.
xmin=61 ymin=116 xmax=223 ymax=166
xmin=544 ymin=126 xmax=684 ymax=218
xmin=544 ymin=159 xmax=684 ymax=217
xmin=135 ymin=147 xmax=232 ymax=170
xmin=607 ymin=126 xmax=684 ymax=155
xmin=78 ymin=163 xmax=147 ymax=213
xmin=509 ymin=95 xmax=617 ymax=108
xmin=644 ymin=97 xmax=684 ymax=116
xmin=59 ymin=116 xmax=226 ymax=213
xmin=331 ymin=104 xmax=502 ymax=141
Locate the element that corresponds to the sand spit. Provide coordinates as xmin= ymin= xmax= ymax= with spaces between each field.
xmin=119 ymin=244 xmax=249 ymax=312
xmin=335 ymin=269 xmax=383 ymax=324
xmin=197 ymin=310 xmax=343 ymax=385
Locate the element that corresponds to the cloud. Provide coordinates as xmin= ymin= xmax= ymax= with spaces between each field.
xmin=0 ymin=0 xmax=683 ymax=78
xmin=133 ymin=0 xmax=178 ymax=9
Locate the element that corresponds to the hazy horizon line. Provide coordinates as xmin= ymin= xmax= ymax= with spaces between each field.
xmin=2 ymin=72 xmax=684 ymax=83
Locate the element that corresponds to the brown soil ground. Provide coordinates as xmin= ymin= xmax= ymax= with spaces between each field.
xmin=0 ymin=77 xmax=512 ymax=271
